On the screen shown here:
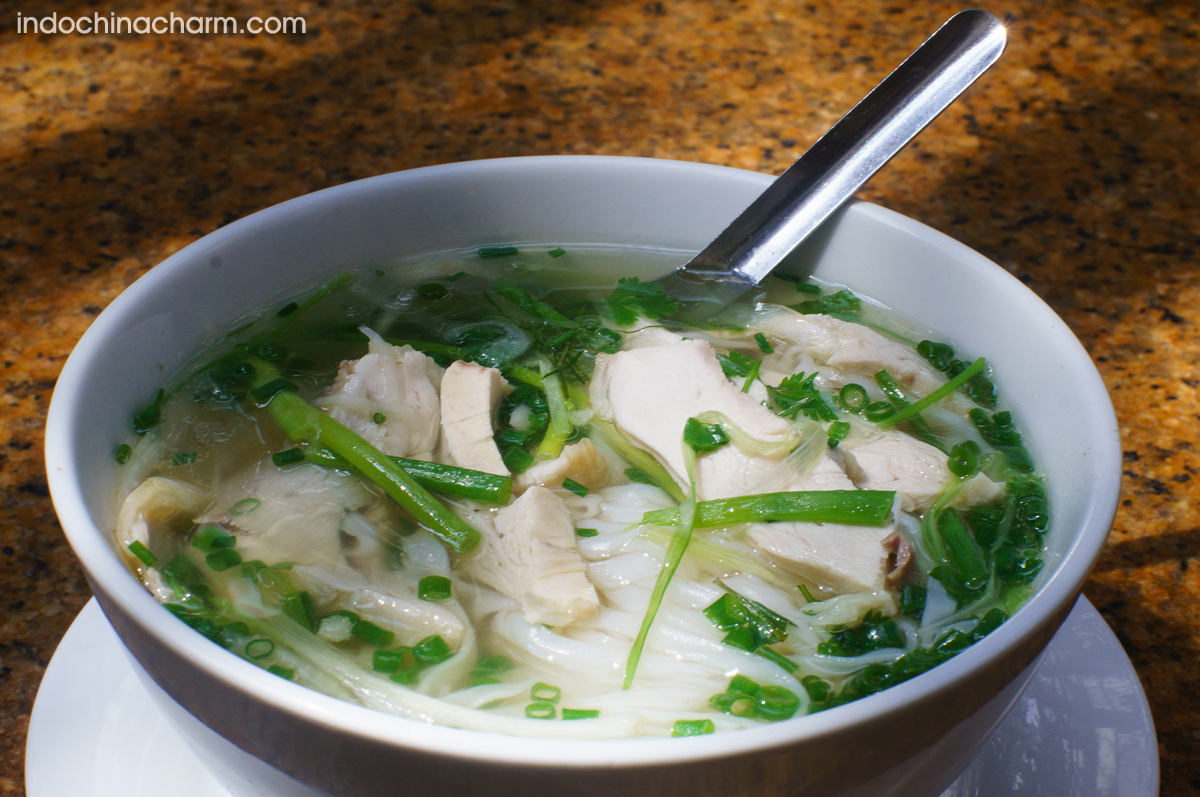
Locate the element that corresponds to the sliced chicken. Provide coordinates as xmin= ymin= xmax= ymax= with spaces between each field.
xmin=317 ymin=327 xmax=442 ymax=460
xmin=622 ymin=326 xmax=685 ymax=349
xmin=747 ymin=521 xmax=896 ymax=594
xmin=754 ymin=306 xmax=946 ymax=397
xmin=207 ymin=462 xmax=374 ymax=569
xmin=457 ymin=487 xmax=599 ymax=627
xmin=514 ymin=439 xmax=610 ymax=494
xmin=839 ymin=431 xmax=951 ymax=513
xmin=117 ymin=477 xmax=209 ymax=551
xmin=746 ymin=446 xmax=855 ymax=496
xmin=438 ymin=360 xmax=510 ymax=476
xmin=590 ymin=339 xmax=793 ymax=501
xmin=117 ymin=477 xmax=209 ymax=601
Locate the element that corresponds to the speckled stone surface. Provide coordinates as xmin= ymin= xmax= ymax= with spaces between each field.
xmin=2 ymin=1 xmax=1197 ymax=793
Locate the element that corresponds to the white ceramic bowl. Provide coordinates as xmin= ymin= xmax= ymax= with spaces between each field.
xmin=45 ymin=156 xmax=1121 ymax=797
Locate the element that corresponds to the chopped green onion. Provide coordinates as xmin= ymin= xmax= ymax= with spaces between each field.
xmin=827 ymin=421 xmax=851 ymax=448
xmin=756 ymin=646 xmax=799 ymax=673
xmin=114 ymin=443 xmax=132 ymax=464
xmin=683 ymin=417 xmax=730 ymax=452
xmin=468 ymin=655 xmax=513 ymax=686
xmin=967 ymin=378 xmax=997 ymax=408
xmin=372 ymin=647 xmax=414 ymax=674
xmin=267 ymin=664 xmax=295 ymax=679
xmin=947 ymin=442 xmax=980 ymax=478
xmin=672 ymin=719 xmax=716 ymax=736
xmin=548 ymin=246 xmax=566 ymax=258
xmin=373 ymin=412 xmax=387 ymax=424
xmin=245 ymin=639 xmax=275 ymax=659
xmin=525 ymin=702 xmax=556 ymax=719
xmin=279 ymin=591 xmax=316 ymax=631
xmin=502 ymin=445 xmax=535 ymax=474
xmin=417 ymin=575 xmax=453 ymax=602
xmin=562 ymin=708 xmax=600 ymax=720
xmin=531 ymin=682 xmax=562 ymax=703
xmin=478 ymin=246 xmax=519 ymax=259
xmin=641 ymin=490 xmax=895 ymax=529
xmin=562 ymin=478 xmax=588 ymax=497
xmin=132 ymin=388 xmax=166 ymax=435
xmin=272 ymin=448 xmax=305 ymax=467
xmin=249 ymin=378 xmax=298 ymax=406
xmin=205 ymin=549 xmax=242 ymax=572
xmin=127 ymin=540 xmax=157 ymax=567
xmin=753 ymin=332 xmax=774 ymax=354
xmin=756 ymin=685 xmax=801 ymax=721
xmin=863 ymin=401 xmax=896 ymax=423
xmin=838 ymin=383 xmax=869 ymax=411
xmin=412 ymin=634 xmax=453 ymax=665
xmin=916 ymin=340 xmax=955 ymax=372
xmin=900 ymin=585 xmax=927 ymax=620
xmin=229 ymin=498 xmax=260 ymax=516
xmin=800 ymin=675 xmax=830 ymax=702
xmin=936 ymin=510 xmax=990 ymax=591
xmin=740 ymin=359 xmax=762 ymax=394
xmin=352 ymin=620 xmax=395 ymax=649
xmin=172 ymin=451 xmax=197 ymax=466
xmin=575 ymin=528 xmax=599 ymax=538
xmin=795 ymin=282 xmax=822 ymax=294
xmin=192 ymin=525 xmax=237 ymax=553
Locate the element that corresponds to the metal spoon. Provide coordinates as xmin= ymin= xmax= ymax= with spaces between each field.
xmin=656 ymin=9 xmax=1007 ymax=306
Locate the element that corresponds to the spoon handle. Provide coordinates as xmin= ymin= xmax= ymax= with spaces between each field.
xmin=685 ymin=9 xmax=1007 ymax=283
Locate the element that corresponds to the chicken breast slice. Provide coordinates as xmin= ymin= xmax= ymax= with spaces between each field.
xmin=754 ymin=306 xmax=946 ymax=397
xmin=514 ymin=439 xmax=610 ymax=494
xmin=590 ymin=339 xmax=793 ymax=501
xmin=117 ymin=477 xmax=209 ymax=551
xmin=622 ymin=326 xmax=685 ymax=349
xmin=207 ymin=462 xmax=375 ymax=569
xmin=457 ymin=487 xmax=599 ymax=627
xmin=745 ymin=445 xmax=893 ymax=595
xmin=117 ymin=477 xmax=209 ymax=601
xmin=747 ymin=521 xmax=896 ymax=594
xmin=838 ymin=430 xmax=1005 ymax=512
xmin=316 ymin=327 xmax=443 ymax=460
xmin=438 ymin=360 xmax=511 ymax=476
xmin=838 ymin=431 xmax=951 ymax=513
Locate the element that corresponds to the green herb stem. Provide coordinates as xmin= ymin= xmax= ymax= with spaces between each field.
xmin=640 ymin=490 xmax=894 ymax=529
xmin=624 ymin=485 xmax=696 ymax=688
xmin=873 ymin=369 xmax=948 ymax=453
xmin=251 ymin=361 xmax=479 ymax=552
xmin=878 ymin=358 xmax=986 ymax=429
xmin=536 ymin=359 xmax=573 ymax=461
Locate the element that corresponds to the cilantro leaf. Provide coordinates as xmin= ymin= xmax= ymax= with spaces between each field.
xmin=767 ymin=372 xmax=837 ymax=422
xmin=793 ymin=289 xmax=862 ymax=318
xmin=718 ymin=351 xmax=758 ymax=378
xmin=605 ymin=277 xmax=680 ymax=326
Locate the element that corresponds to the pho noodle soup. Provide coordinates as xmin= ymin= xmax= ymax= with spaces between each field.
xmin=112 ymin=245 xmax=1047 ymax=739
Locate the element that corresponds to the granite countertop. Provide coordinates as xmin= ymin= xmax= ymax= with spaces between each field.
xmin=2 ymin=1 xmax=1196 ymax=793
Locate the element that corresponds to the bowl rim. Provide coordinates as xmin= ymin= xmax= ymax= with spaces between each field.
xmin=44 ymin=154 xmax=1122 ymax=769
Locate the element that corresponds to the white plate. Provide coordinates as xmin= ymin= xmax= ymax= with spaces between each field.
xmin=26 ymin=596 xmax=1157 ymax=797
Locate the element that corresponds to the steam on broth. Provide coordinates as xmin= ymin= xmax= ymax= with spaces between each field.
xmin=113 ymin=245 xmax=1048 ymax=738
